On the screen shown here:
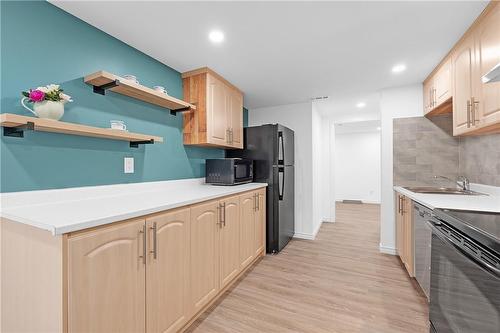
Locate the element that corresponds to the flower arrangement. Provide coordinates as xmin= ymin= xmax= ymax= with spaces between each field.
xmin=21 ymin=84 xmax=72 ymax=103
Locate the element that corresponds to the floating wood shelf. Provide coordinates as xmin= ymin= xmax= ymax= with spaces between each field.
xmin=1 ymin=113 xmax=163 ymax=148
xmin=84 ymin=71 xmax=196 ymax=115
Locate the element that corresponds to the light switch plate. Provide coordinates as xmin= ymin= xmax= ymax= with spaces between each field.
xmin=124 ymin=157 xmax=134 ymax=174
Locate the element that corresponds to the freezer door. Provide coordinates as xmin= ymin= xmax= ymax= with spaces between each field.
xmin=278 ymin=124 xmax=294 ymax=166
xmin=275 ymin=165 xmax=295 ymax=251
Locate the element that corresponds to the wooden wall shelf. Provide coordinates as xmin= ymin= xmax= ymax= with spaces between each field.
xmin=1 ymin=113 xmax=163 ymax=148
xmin=84 ymin=71 xmax=196 ymax=115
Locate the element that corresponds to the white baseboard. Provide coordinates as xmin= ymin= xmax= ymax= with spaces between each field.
xmin=293 ymin=232 xmax=315 ymax=240
xmin=294 ymin=220 xmax=324 ymax=240
xmin=379 ymin=243 xmax=397 ymax=255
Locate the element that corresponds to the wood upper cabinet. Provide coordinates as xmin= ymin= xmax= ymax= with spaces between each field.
xmin=395 ymin=193 xmax=414 ymax=277
xmin=219 ymin=195 xmax=241 ymax=288
xmin=474 ymin=5 xmax=500 ymax=132
xmin=424 ymin=58 xmax=452 ymax=116
xmin=67 ymin=219 xmax=146 ymax=333
xmin=182 ymin=67 xmax=244 ymax=149
xmin=145 ymin=208 xmax=191 ymax=333
xmin=453 ymin=33 xmax=476 ymax=136
xmin=189 ymin=200 xmax=220 ymax=314
xmin=423 ymin=79 xmax=433 ymax=115
xmin=434 ymin=59 xmax=452 ymax=107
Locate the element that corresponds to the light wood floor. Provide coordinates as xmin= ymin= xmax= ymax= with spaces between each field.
xmin=186 ymin=203 xmax=429 ymax=333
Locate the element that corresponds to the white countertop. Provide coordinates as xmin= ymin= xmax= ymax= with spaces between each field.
xmin=394 ymin=184 xmax=500 ymax=212
xmin=0 ymin=178 xmax=267 ymax=235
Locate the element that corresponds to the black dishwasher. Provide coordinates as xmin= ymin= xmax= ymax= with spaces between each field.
xmin=414 ymin=203 xmax=432 ymax=299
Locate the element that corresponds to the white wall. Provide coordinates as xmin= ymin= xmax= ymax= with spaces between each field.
xmin=249 ymin=102 xmax=314 ymax=239
xmin=335 ymin=130 xmax=381 ymax=204
xmin=379 ymin=84 xmax=423 ymax=254
xmin=312 ymin=102 xmax=333 ymax=234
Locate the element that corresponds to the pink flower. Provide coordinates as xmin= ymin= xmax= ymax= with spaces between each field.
xmin=29 ymin=89 xmax=45 ymax=102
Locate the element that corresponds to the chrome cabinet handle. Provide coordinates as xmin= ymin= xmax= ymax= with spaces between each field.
xmin=139 ymin=224 xmax=146 ymax=264
xmin=150 ymin=222 xmax=157 ymax=259
xmin=467 ymin=100 xmax=471 ymax=128
xmin=253 ymin=193 xmax=257 ymax=211
xmin=223 ymin=202 xmax=226 ymax=226
xmin=217 ymin=205 xmax=222 ymax=226
xmin=433 ymin=88 xmax=437 ymax=106
xmin=472 ymin=97 xmax=479 ymax=124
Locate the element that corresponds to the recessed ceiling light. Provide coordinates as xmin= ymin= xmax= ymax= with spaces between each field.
xmin=209 ymin=30 xmax=224 ymax=43
xmin=356 ymin=102 xmax=366 ymax=108
xmin=377 ymin=126 xmax=381 ymax=131
xmin=392 ymin=63 xmax=407 ymax=73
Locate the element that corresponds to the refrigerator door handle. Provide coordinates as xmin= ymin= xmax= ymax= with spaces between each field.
xmin=278 ymin=131 xmax=284 ymax=165
xmin=278 ymin=166 xmax=285 ymax=200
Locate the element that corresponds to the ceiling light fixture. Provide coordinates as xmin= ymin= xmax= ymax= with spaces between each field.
xmin=392 ymin=63 xmax=407 ymax=73
xmin=356 ymin=102 xmax=366 ymax=108
xmin=208 ymin=30 xmax=225 ymax=43
xmin=377 ymin=126 xmax=381 ymax=131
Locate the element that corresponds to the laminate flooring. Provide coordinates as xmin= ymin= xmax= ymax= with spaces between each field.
xmin=186 ymin=203 xmax=429 ymax=333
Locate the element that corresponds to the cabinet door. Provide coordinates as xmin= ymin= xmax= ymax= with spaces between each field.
xmin=67 ymin=219 xmax=146 ymax=333
xmin=475 ymin=5 xmax=500 ymax=128
xmin=453 ymin=34 xmax=476 ymax=135
xmin=403 ymin=198 xmax=414 ymax=277
xmin=219 ymin=196 xmax=241 ymax=288
xmin=190 ymin=200 xmax=220 ymax=314
xmin=146 ymin=208 xmax=190 ymax=333
xmin=435 ymin=59 xmax=452 ymax=106
xmin=395 ymin=194 xmax=404 ymax=258
xmin=423 ymin=79 xmax=433 ymax=114
xmin=228 ymin=88 xmax=243 ymax=148
xmin=239 ymin=192 xmax=255 ymax=268
xmin=207 ymin=74 xmax=228 ymax=146
xmin=254 ymin=189 xmax=266 ymax=256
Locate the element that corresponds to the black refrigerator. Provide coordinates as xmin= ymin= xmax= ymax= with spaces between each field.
xmin=227 ymin=124 xmax=294 ymax=253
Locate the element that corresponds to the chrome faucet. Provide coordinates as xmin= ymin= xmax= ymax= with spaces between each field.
xmin=434 ymin=175 xmax=470 ymax=191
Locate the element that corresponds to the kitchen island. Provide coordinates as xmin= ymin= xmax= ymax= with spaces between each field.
xmin=1 ymin=178 xmax=267 ymax=333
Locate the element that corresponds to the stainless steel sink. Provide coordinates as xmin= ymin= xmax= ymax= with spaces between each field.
xmin=403 ymin=186 xmax=487 ymax=196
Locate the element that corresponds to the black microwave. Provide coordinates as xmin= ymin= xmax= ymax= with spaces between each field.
xmin=205 ymin=158 xmax=254 ymax=185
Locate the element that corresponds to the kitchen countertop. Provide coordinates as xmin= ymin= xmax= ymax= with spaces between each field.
xmin=394 ymin=184 xmax=500 ymax=213
xmin=0 ymin=178 xmax=267 ymax=235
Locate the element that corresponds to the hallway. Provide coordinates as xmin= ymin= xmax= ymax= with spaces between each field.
xmin=187 ymin=203 xmax=429 ymax=333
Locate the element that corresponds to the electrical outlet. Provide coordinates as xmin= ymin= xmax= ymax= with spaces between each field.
xmin=124 ymin=157 xmax=134 ymax=174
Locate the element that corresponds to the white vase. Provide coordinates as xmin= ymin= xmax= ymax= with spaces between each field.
xmin=21 ymin=98 xmax=66 ymax=120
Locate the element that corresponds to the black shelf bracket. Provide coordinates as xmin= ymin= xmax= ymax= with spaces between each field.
xmin=170 ymin=106 xmax=192 ymax=116
xmin=3 ymin=121 xmax=35 ymax=138
xmin=93 ymin=80 xmax=120 ymax=95
xmin=130 ymin=139 xmax=155 ymax=148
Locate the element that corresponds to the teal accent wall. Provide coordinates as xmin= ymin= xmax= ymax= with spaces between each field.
xmin=0 ymin=1 xmax=225 ymax=192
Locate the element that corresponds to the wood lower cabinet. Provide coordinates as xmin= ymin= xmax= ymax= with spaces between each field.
xmin=239 ymin=192 xmax=256 ymax=268
xmin=219 ymin=196 xmax=241 ymax=289
xmin=395 ymin=193 xmax=414 ymax=277
xmin=182 ymin=67 xmax=244 ymax=149
xmin=189 ymin=200 xmax=220 ymax=314
xmin=4 ymin=189 xmax=266 ymax=333
xmin=254 ymin=189 xmax=266 ymax=257
xmin=146 ymin=208 xmax=191 ymax=333
xmin=67 ymin=219 xmax=146 ymax=333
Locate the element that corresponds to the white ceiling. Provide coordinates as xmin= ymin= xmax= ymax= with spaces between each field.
xmin=51 ymin=1 xmax=487 ymax=111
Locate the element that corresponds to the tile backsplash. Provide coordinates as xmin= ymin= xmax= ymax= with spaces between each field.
xmin=394 ymin=115 xmax=500 ymax=187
